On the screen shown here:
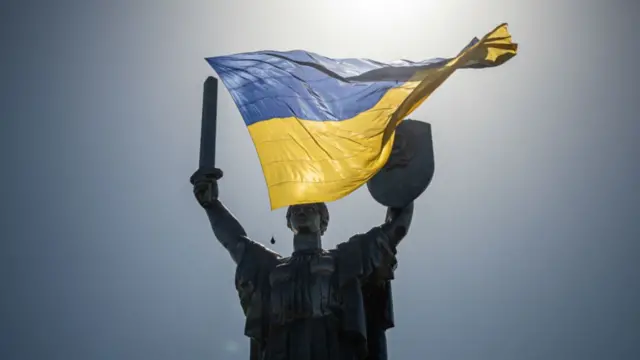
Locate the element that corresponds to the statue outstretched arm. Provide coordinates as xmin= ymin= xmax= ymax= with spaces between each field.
xmin=379 ymin=201 xmax=414 ymax=248
xmin=191 ymin=169 xmax=256 ymax=265
xmin=203 ymin=199 xmax=250 ymax=264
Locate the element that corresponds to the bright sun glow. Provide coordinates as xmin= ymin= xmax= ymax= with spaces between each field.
xmin=326 ymin=0 xmax=437 ymax=20
xmin=319 ymin=0 xmax=452 ymax=59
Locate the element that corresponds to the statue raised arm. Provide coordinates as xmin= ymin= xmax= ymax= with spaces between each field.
xmin=191 ymin=169 xmax=279 ymax=265
xmin=380 ymin=202 xmax=414 ymax=249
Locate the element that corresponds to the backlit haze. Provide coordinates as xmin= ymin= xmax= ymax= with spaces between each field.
xmin=1 ymin=1 xmax=639 ymax=359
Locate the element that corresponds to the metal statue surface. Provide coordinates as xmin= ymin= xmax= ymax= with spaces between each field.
xmin=192 ymin=171 xmax=413 ymax=360
xmin=191 ymin=77 xmax=426 ymax=360
xmin=367 ymin=119 xmax=435 ymax=208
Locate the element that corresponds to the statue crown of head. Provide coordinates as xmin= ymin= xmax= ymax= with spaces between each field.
xmin=286 ymin=202 xmax=330 ymax=236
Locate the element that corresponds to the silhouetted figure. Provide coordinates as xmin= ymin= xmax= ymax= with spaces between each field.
xmin=191 ymin=169 xmax=413 ymax=360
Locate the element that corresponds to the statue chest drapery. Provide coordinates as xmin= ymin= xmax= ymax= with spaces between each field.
xmin=269 ymin=251 xmax=340 ymax=323
xmin=235 ymin=228 xmax=397 ymax=360
xmin=265 ymin=251 xmax=351 ymax=360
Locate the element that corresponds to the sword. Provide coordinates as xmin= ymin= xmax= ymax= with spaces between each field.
xmin=190 ymin=76 xmax=223 ymax=184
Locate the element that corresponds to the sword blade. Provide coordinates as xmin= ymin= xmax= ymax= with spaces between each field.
xmin=199 ymin=76 xmax=218 ymax=169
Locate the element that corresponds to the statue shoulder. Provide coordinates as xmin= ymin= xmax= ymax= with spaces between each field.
xmin=242 ymin=239 xmax=282 ymax=266
xmin=337 ymin=227 xmax=389 ymax=249
xmin=235 ymin=240 xmax=281 ymax=302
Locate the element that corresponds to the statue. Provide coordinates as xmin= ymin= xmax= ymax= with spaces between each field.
xmin=191 ymin=77 xmax=434 ymax=360
xmin=190 ymin=118 xmax=434 ymax=360
xmin=192 ymin=171 xmax=412 ymax=360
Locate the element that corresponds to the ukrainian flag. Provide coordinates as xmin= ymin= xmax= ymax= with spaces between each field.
xmin=207 ymin=23 xmax=517 ymax=210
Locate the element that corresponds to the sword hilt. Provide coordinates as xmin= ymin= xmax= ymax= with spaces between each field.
xmin=190 ymin=167 xmax=223 ymax=185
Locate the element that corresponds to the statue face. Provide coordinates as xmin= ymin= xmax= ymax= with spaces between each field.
xmin=288 ymin=204 xmax=322 ymax=235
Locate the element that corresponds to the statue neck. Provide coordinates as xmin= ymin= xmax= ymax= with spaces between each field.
xmin=292 ymin=232 xmax=322 ymax=253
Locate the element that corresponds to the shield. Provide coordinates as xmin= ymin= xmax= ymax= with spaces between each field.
xmin=366 ymin=119 xmax=435 ymax=208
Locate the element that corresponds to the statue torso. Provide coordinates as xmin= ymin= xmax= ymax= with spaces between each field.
xmin=269 ymin=250 xmax=340 ymax=325
xmin=236 ymin=229 xmax=396 ymax=360
xmin=264 ymin=250 xmax=353 ymax=359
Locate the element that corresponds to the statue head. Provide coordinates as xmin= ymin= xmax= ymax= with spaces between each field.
xmin=286 ymin=202 xmax=329 ymax=236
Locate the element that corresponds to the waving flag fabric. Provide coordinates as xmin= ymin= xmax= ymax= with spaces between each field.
xmin=207 ymin=23 xmax=517 ymax=209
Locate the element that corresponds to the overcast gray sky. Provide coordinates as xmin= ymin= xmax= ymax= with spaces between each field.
xmin=1 ymin=1 xmax=639 ymax=359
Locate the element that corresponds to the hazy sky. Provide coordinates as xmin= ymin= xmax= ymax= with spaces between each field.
xmin=1 ymin=1 xmax=639 ymax=359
